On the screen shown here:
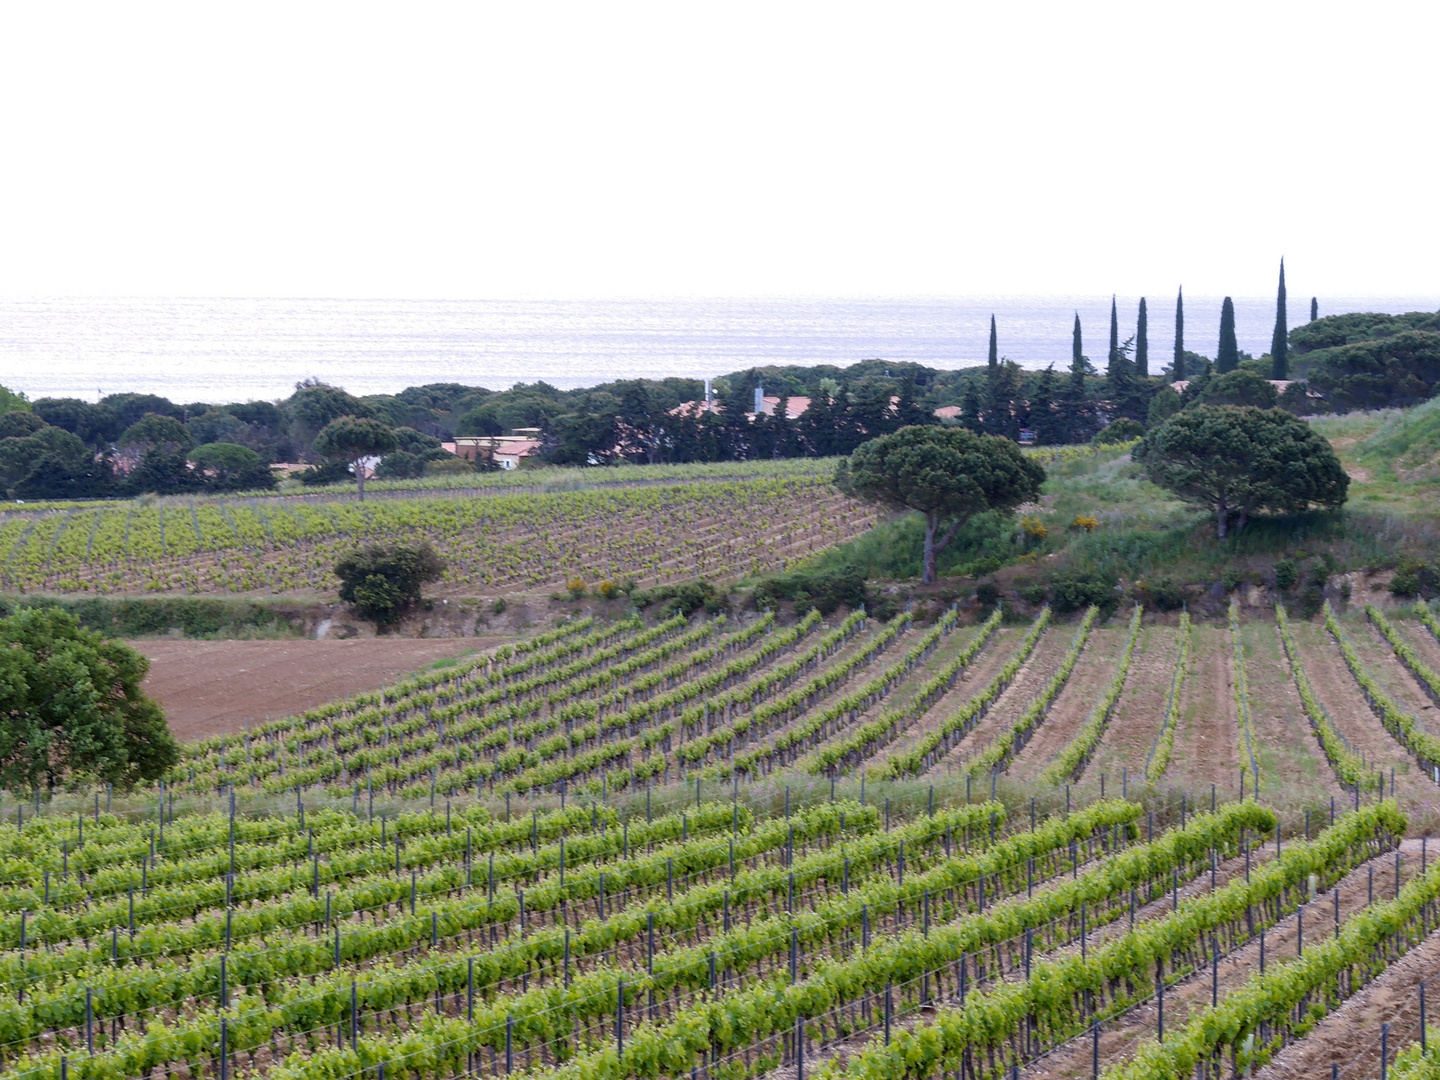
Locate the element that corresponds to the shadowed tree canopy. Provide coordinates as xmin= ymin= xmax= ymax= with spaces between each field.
xmin=119 ymin=413 xmax=195 ymax=495
xmin=188 ymin=442 xmax=276 ymax=491
xmin=836 ymin=425 xmax=1045 ymax=583
xmin=1195 ymin=369 xmax=1279 ymax=409
xmin=312 ymin=416 xmax=398 ymax=500
xmin=1136 ymin=405 xmax=1348 ymax=538
xmin=0 ymin=607 xmax=179 ymax=794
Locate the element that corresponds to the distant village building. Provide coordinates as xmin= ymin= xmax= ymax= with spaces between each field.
xmin=450 ymin=435 xmax=545 ymax=470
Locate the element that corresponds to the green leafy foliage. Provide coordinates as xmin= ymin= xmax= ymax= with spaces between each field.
xmin=837 ymin=426 xmax=1045 ymax=582
xmin=187 ymin=442 xmax=276 ymax=491
xmin=0 ymin=607 xmax=178 ymax=793
xmin=334 ymin=542 xmax=445 ymax=627
xmin=818 ymin=802 xmax=1401 ymax=1080
xmin=1137 ymin=405 xmax=1348 ymax=538
xmin=1109 ymin=829 xmax=1437 ymax=1079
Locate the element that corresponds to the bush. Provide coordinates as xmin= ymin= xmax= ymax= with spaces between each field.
xmin=632 ymin=580 xmax=726 ymax=618
xmin=0 ymin=595 xmax=299 ymax=639
xmin=1140 ymin=577 xmax=1187 ymax=611
xmin=751 ymin=565 xmax=867 ymax=615
xmin=1391 ymin=559 xmax=1440 ymax=598
xmin=1274 ymin=558 xmax=1299 ymax=590
xmin=424 ymin=457 xmax=475 ymax=476
xmin=334 ymin=542 xmax=446 ymax=628
xmin=1020 ymin=517 xmax=1048 ymax=544
xmin=298 ymin=460 xmax=352 ymax=486
xmin=1093 ymin=417 xmax=1145 ymax=444
xmin=1049 ymin=568 xmax=1118 ymax=614
xmin=1017 ymin=578 xmax=1049 ymax=605
xmin=1222 ymin=565 xmax=1248 ymax=591
xmin=975 ymin=582 xmax=1000 ymax=609
xmin=375 ymin=451 xmax=426 ymax=480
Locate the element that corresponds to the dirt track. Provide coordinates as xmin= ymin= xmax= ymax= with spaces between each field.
xmin=1167 ymin=626 xmax=1242 ymax=794
xmin=138 ymin=637 xmax=488 ymax=741
xmin=1084 ymin=624 xmax=1178 ymax=783
xmin=1010 ymin=625 xmax=1131 ymax=780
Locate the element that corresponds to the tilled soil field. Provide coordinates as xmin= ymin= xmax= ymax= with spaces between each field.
xmin=138 ymin=636 xmax=485 ymax=739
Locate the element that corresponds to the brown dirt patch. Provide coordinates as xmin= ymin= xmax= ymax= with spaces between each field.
xmin=138 ymin=638 xmax=492 ymax=742
xmin=1245 ymin=620 xmax=1345 ymax=803
xmin=1010 ymin=626 xmax=1132 ymax=780
xmin=1084 ymin=624 xmax=1179 ymax=784
xmin=1166 ymin=626 xmax=1241 ymax=793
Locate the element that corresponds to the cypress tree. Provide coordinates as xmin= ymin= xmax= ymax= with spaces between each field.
xmin=1216 ymin=297 xmax=1239 ymax=373
xmin=1310 ymin=296 xmax=1318 ymax=322
xmin=1031 ymin=365 xmax=1057 ymax=443
xmin=1064 ymin=314 xmax=1090 ymax=442
xmin=1174 ymin=287 xmax=1185 ymax=381
xmin=1071 ymin=313 xmax=1085 ymax=383
xmin=987 ymin=315 xmax=998 ymax=377
xmin=1135 ymin=298 xmax=1149 ymax=378
xmin=1107 ymin=296 xmax=1121 ymax=380
xmin=1271 ymin=259 xmax=1288 ymax=379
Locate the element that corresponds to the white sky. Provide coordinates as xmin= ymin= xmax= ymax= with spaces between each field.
xmin=0 ymin=2 xmax=1435 ymax=300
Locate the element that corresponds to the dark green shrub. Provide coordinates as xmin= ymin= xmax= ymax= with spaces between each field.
xmin=1092 ymin=417 xmax=1145 ymax=444
xmin=1391 ymin=559 xmax=1440 ymax=598
xmin=975 ymin=582 xmax=1000 ymax=609
xmin=1274 ymin=559 xmax=1299 ymax=590
xmin=335 ymin=542 xmax=446 ymax=628
xmin=1017 ymin=578 xmax=1048 ymax=605
xmin=1049 ymin=569 xmax=1119 ymax=614
xmin=1221 ymin=566 xmax=1247 ymax=591
xmin=298 ymin=460 xmax=352 ymax=486
xmin=1141 ymin=577 xmax=1187 ymax=611
xmin=751 ymin=566 xmax=867 ymax=615
xmin=632 ymin=580 xmax=725 ymax=618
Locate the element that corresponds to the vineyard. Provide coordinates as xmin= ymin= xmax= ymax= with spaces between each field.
xmin=5 ymin=595 xmax=1440 ymax=1077
xmin=0 ymin=475 xmax=877 ymax=596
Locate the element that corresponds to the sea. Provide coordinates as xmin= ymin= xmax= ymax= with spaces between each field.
xmin=3 ymin=294 xmax=1437 ymax=405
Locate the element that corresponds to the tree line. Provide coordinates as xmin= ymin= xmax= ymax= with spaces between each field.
xmin=2 ymin=263 xmax=1435 ymax=496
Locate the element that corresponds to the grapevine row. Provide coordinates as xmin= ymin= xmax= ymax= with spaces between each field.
xmin=1041 ymin=605 xmax=1143 ymax=783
